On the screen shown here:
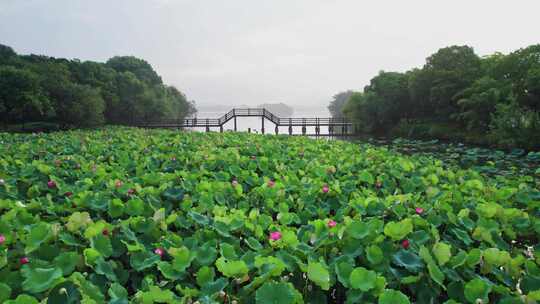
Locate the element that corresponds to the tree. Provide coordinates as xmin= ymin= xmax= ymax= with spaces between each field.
xmin=0 ymin=44 xmax=17 ymax=65
xmin=489 ymin=97 xmax=540 ymax=149
xmin=0 ymin=66 xmax=50 ymax=124
xmin=328 ymin=91 xmax=354 ymax=118
xmin=113 ymin=71 xmax=146 ymax=123
xmin=54 ymin=83 xmax=105 ymax=127
xmin=343 ymin=72 xmax=409 ymax=134
xmin=494 ymin=45 xmax=540 ymax=111
xmin=407 ymin=68 xmax=436 ymax=120
xmin=167 ymin=86 xmax=196 ymax=119
xmin=106 ymin=56 xmax=162 ymax=85
xmin=424 ymin=45 xmax=482 ymax=118
xmin=454 ymin=77 xmax=510 ymax=131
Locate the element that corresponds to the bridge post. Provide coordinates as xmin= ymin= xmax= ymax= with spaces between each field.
xmin=275 ymin=125 xmax=279 ymax=135
xmin=261 ymin=117 xmax=265 ymax=134
xmin=248 ymin=128 xmax=251 ymax=133
xmin=302 ymin=126 xmax=306 ymax=135
xmin=288 ymin=125 xmax=292 ymax=135
xmin=234 ymin=116 xmax=237 ymax=131
xmin=220 ymin=125 xmax=223 ymax=133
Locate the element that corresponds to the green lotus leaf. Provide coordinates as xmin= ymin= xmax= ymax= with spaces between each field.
xmin=108 ymin=283 xmax=128 ymax=304
xmin=21 ymin=266 xmax=63 ymax=293
xmin=25 ymin=222 xmax=52 ymax=254
xmin=245 ymin=237 xmax=263 ymax=251
xmin=140 ymin=286 xmax=176 ymax=303
xmin=162 ymin=187 xmax=184 ymax=202
xmin=195 ymin=242 xmax=218 ymax=266
xmin=392 ymin=250 xmax=424 ymax=273
xmin=170 ymin=246 xmax=193 ymax=272
xmin=349 ymin=267 xmax=377 ymax=291
xmin=358 ymin=171 xmax=375 ymax=184
xmin=4 ymin=294 xmax=39 ymax=304
xmin=378 ymin=289 xmax=410 ymax=304
xmin=254 ymin=256 xmax=286 ymax=276
xmin=366 ymin=245 xmax=384 ymax=264
xmin=46 ymin=282 xmax=81 ymax=304
xmin=201 ymin=278 xmax=229 ymax=296
xmin=255 ymin=282 xmax=296 ymax=304
xmin=94 ymin=258 xmax=117 ymax=281
xmin=432 ymin=242 xmax=452 ymax=266
xmin=130 ymin=251 xmax=161 ymax=271
xmin=419 ymin=246 xmax=445 ymax=288
xmin=66 ymin=212 xmax=93 ymax=232
xmin=91 ymin=234 xmax=113 ymax=258
xmin=196 ymin=266 xmax=215 ymax=287
xmin=384 ymin=219 xmax=413 ymax=240
xmin=307 ymin=262 xmax=330 ymax=291
xmin=483 ymin=248 xmax=510 ymax=266
xmin=347 ymin=221 xmax=370 ymax=239
xmin=464 ymin=278 xmax=491 ymax=303
xmin=335 ymin=256 xmax=355 ymax=288
xmin=108 ymin=199 xmax=125 ymax=218
xmin=0 ymin=283 xmax=11 ymax=303
xmin=126 ymin=198 xmax=145 ymax=216
xmin=215 ymin=257 xmax=248 ymax=278
xmin=54 ymin=252 xmax=80 ymax=276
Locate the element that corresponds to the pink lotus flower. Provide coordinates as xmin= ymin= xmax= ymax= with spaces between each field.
xmin=64 ymin=191 xmax=73 ymax=197
xmin=415 ymin=207 xmax=424 ymax=215
xmin=269 ymin=231 xmax=282 ymax=241
xmin=154 ymin=248 xmax=164 ymax=257
xmin=47 ymin=180 xmax=56 ymax=189
xmin=115 ymin=180 xmax=123 ymax=188
xmin=267 ymin=180 xmax=275 ymax=187
xmin=127 ymin=188 xmax=135 ymax=196
xmin=0 ymin=234 xmax=5 ymax=245
xmin=102 ymin=229 xmax=109 ymax=236
xmin=327 ymin=220 xmax=337 ymax=228
xmin=20 ymin=257 xmax=29 ymax=265
xmin=401 ymin=239 xmax=410 ymax=249
xmin=171 ymin=156 xmax=177 ymax=161
xmin=322 ymin=185 xmax=329 ymax=193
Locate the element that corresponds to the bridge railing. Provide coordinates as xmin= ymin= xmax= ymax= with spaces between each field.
xmin=136 ymin=108 xmax=355 ymax=128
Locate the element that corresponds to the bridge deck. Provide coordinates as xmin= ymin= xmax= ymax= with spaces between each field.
xmin=137 ymin=108 xmax=355 ymax=135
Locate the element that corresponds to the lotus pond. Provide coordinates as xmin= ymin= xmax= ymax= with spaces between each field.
xmin=0 ymin=127 xmax=539 ymax=303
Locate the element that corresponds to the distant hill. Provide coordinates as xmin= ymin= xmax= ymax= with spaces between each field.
xmin=258 ymin=103 xmax=294 ymax=117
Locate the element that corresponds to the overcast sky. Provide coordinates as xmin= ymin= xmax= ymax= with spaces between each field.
xmin=1 ymin=0 xmax=539 ymax=108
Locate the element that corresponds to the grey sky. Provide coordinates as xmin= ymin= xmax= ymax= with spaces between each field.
xmin=1 ymin=0 xmax=539 ymax=108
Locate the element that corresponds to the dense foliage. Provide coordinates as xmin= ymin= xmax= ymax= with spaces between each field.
xmin=334 ymin=44 xmax=540 ymax=149
xmin=1 ymin=127 xmax=539 ymax=303
xmin=0 ymin=44 xmax=196 ymax=129
xmin=327 ymin=91 xmax=353 ymax=119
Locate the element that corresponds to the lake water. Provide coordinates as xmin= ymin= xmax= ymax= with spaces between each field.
xmin=191 ymin=108 xmax=342 ymax=135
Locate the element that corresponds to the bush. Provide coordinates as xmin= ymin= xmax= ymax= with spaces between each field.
xmin=489 ymin=101 xmax=540 ymax=150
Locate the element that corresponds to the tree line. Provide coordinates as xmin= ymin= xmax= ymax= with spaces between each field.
xmin=328 ymin=44 xmax=540 ymax=149
xmin=0 ymin=44 xmax=196 ymax=129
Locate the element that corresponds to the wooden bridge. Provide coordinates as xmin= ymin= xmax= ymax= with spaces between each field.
xmin=138 ymin=108 xmax=355 ymax=136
